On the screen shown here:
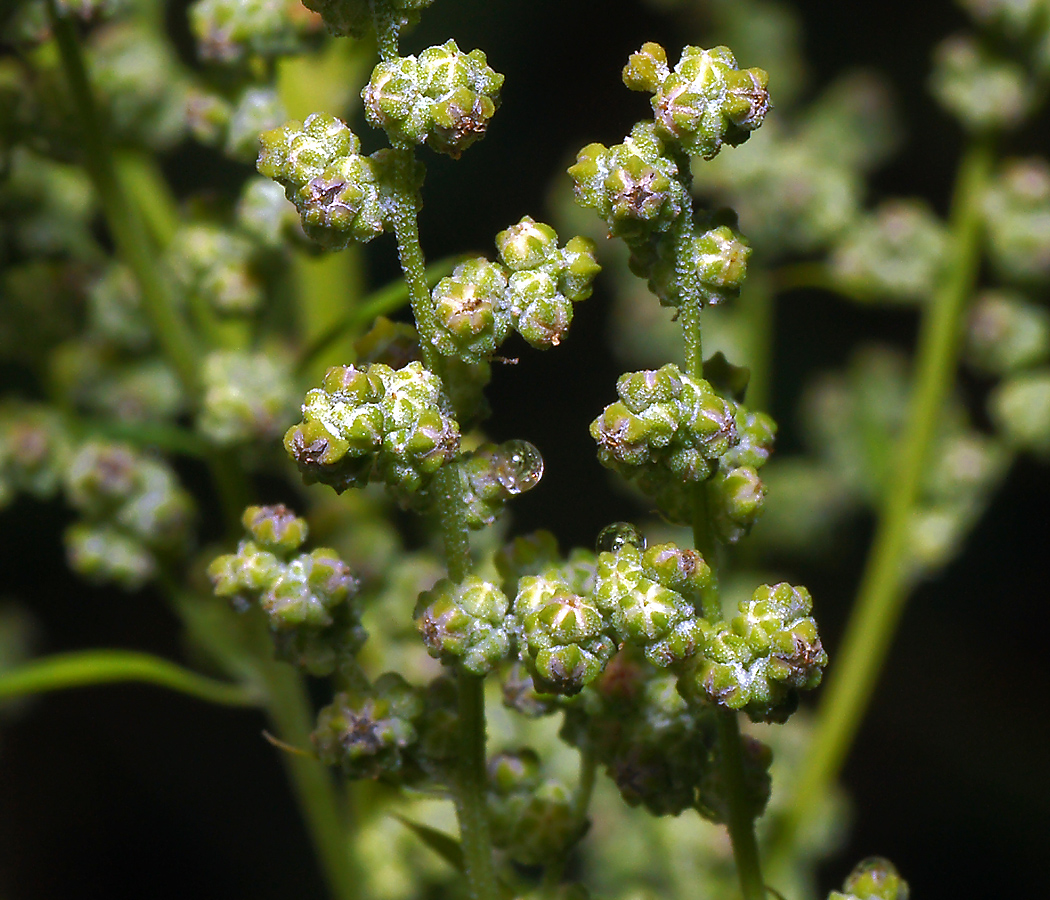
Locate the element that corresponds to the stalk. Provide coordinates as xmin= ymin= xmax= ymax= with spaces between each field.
xmin=678 ymin=217 xmax=765 ymax=900
xmin=774 ymin=137 xmax=995 ymax=853
xmin=386 ymin=149 xmax=499 ymax=900
xmin=47 ymin=2 xmax=252 ymax=538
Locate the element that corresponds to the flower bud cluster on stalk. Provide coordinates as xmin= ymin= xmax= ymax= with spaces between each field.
xmin=14 ymin=0 xmax=1050 ymax=896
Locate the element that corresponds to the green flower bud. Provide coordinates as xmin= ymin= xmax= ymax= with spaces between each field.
xmin=236 ymin=177 xmax=300 ymax=248
xmin=487 ymin=756 xmax=585 ymax=866
xmin=362 ymin=40 xmax=503 ymax=158
xmin=65 ymin=522 xmax=156 ymax=591
xmin=983 ymin=158 xmax=1050 ymax=283
xmin=591 ymin=365 xmax=738 ymax=519
xmin=208 ymin=539 xmax=282 ymax=607
xmin=989 ymin=368 xmax=1050 ymax=455
xmin=929 ymin=35 xmax=1032 ymax=132
xmin=516 ymin=580 xmax=615 ymax=695
xmin=0 ymin=403 xmax=69 ymax=507
xmin=430 ymin=258 xmax=511 ymax=362
xmin=722 ymin=406 xmax=777 ymax=470
xmin=966 ymin=290 xmax=1050 ymax=375
xmin=88 ymin=22 xmax=188 ymax=150
xmin=593 ymin=541 xmax=708 ymax=667
xmin=258 ymin=113 xmax=387 ymax=249
xmin=626 ymin=43 xmax=770 ymax=159
xmin=303 ymin=0 xmax=434 ymax=40
xmin=241 ymin=504 xmax=308 ymax=557
xmin=830 ymin=200 xmax=948 ymax=303
xmin=312 ymin=673 xmax=424 ymax=780
xmin=262 ymin=547 xmax=358 ymax=630
xmin=829 ymin=857 xmax=909 ymax=900
xmin=691 ymin=219 xmax=751 ymax=304
xmin=190 ymin=0 xmax=307 ymax=64
xmin=225 ymin=87 xmax=286 ymax=163
xmin=691 ymin=582 xmax=826 ymax=722
xmin=508 ymin=270 xmax=573 ymax=348
xmin=415 ymin=576 xmax=511 ymax=675
xmin=63 ymin=442 xmax=145 ymax=516
xmin=707 ymin=465 xmax=767 ymax=544
xmin=568 ymin=121 xmax=687 ymax=241
xmin=285 ymin=361 xmax=459 ymax=495
xmin=198 ymin=350 xmax=298 ymax=446
xmin=167 ymin=224 xmax=262 ymax=315
xmin=186 ymin=88 xmax=232 ymax=146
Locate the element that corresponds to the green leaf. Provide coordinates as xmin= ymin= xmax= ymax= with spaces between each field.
xmin=393 ymin=815 xmax=465 ymax=872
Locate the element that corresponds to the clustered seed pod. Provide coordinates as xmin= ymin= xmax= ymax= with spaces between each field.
xmin=189 ymin=0 xmax=310 ymax=63
xmin=166 ymin=224 xmax=262 ymax=314
xmin=429 ymin=218 xmax=599 ymax=359
xmin=592 ymin=539 xmax=710 ymax=667
xmin=198 ymin=349 xmax=297 ymax=446
xmin=591 ymin=363 xmax=774 ymax=532
xmin=829 ymin=857 xmax=910 ymax=900
xmin=258 ymin=113 xmax=397 ymax=249
xmin=569 ymin=121 xmax=688 ymax=242
xmin=0 ymin=402 xmax=70 ymax=508
xmin=684 ymin=582 xmax=827 ymax=723
xmin=982 ymin=158 xmax=1050 ymax=283
xmin=486 ymin=750 xmax=587 ymax=865
xmin=362 ymin=40 xmax=503 ymax=158
xmin=623 ymin=42 xmax=770 ymax=159
xmin=303 ymin=0 xmax=434 ymax=40
xmin=312 ymin=672 xmax=423 ymax=780
xmin=414 ymin=575 xmax=511 ymax=675
xmin=829 ymin=200 xmax=949 ymax=303
xmin=208 ymin=504 xmax=364 ymax=674
xmin=560 ymin=650 xmax=725 ymax=817
xmin=929 ymin=35 xmax=1032 ymax=133
xmin=284 ymin=361 xmax=460 ymax=496
xmin=63 ymin=441 xmax=194 ymax=590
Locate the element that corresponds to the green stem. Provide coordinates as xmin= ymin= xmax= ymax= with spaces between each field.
xmin=774 ymin=137 xmax=995 ymax=854
xmin=0 ymin=650 xmax=259 ymax=707
xmin=677 ymin=206 xmax=765 ymax=899
xmin=113 ymin=150 xmax=180 ymax=248
xmin=169 ymin=589 xmax=361 ymax=900
xmin=46 ymin=1 xmax=201 ymax=400
xmin=715 ymin=710 xmax=767 ymax=900
xmin=384 ymin=144 xmax=497 ymax=900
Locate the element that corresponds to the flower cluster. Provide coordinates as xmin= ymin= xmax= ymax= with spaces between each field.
xmin=284 ymin=361 xmax=459 ymax=496
xmin=828 ymin=857 xmax=910 ymax=900
xmin=486 ymin=751 xmax=585 ymax=865
xmin=455 ymin=439 xmax=544 ymax=528
xmin=362 ymin=40 xmax=503 ymax=158
xmin=414 ymin=575 xmax=510 ymax=675
xmin=430 ymin=217 xmax=600 ymax=359
xmin=312 ymin=673 xmax=423 ymax=780
xmin=208 ymin=505 xmax=363 ymax=674
xmin=198 ymin=350 xmax=297 ymax=446
xmin=258 ymin=113 xmax=404 ymax=249
xmin=683 ymin=582 xmax=827 ymax=723
xmin=303 ymin=0 xmax=434 ymax=40
xmin=623 ymin=42 xmax=770 ymax=159
xmin=64 ymin=441 xmax=194 ymax=590
xmin=591 ymin=363 xmax=774 ymax=535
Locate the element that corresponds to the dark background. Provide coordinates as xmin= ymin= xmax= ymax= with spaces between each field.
xmin=2 ymin=0 xmax=1048 ymax=897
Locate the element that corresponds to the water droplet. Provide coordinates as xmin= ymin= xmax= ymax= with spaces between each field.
xmin=596 ymin=522 xmax=646 ymax=554
xmin=495 ymin=439 xmax=544 ymax=495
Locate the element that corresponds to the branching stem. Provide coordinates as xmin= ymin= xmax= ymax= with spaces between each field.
xmin=386 ymin=145 xmax=498 ymax=900
xmin=678 ymin=210 xmax=765 ymax=900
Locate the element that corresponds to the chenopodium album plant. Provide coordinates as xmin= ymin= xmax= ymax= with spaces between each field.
xmin=2 ymin=0 xmax=1049 ymax=898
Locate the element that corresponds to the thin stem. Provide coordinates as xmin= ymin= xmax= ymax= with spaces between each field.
xmin=168 ymin=589 xmax=361 ymax=900
xmin=0 ymin=650 xmax=260 ymax=707
xmin=384 ymin=144 xmax=498 ymax=900
xmin=46 ymin=1 xmax=201 ymax=400
xmin=296 ymin=255 xmax=461 ymax=377
xmin=453 ymin=672 xmax=501 ymax=900
xmin=113 ymin=150 xmax=180 ymax=248
xmin=774 ymin=137 xmax=995 ymax=854
xmin=676 ymin=203 xmax=765 ymax=899
xmin=715 ymin=711 xmax=767 ymax=900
